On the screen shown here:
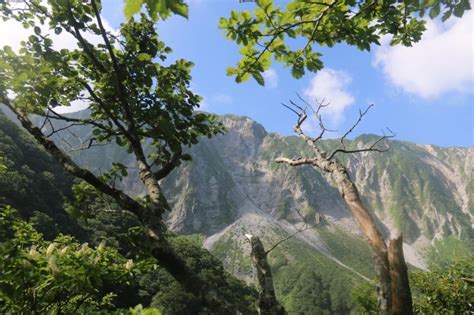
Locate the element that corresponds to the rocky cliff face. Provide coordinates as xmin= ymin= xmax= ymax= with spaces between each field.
xmin=4 ymin=107 xmax=472 ymax=313
xmin=4 ymin=106 xmax=471 ymax=256
xmin=160 ymin=116 xmax=472 ymax=261
xmin=159 ymin=115 xmax=472 ymax=312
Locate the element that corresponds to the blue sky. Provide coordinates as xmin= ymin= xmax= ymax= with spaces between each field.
xmin=135 ymin=0 xmax=472 ymax=147
xmin=1 ymin=1 xmax=472 ymax=147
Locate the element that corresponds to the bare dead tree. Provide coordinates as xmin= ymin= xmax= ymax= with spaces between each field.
xmin=245 ymin=234 xmax=286 ymax=315
xmin=388 ymin=235 xmax=413 ymax=315
xmin=0 ymin=0 xmax=240 ymax=312
xmin=275 ymin=98 xmax=413 ymax=315
xmin=245 ymin=208 xmax=317 ymax=314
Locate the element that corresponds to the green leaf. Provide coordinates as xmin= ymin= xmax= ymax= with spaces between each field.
xmin=251 ymin=72 xmax=265 ymax=86
xmin=124 ymin=0 xmax=143 ymax=20
xmin=453 ymin=5 xmax=465 ymax=17
xmin=429 ymin=3 xmax=440 ymax=19
xmin=257 ymin=0 xmax=272 ymax=10
xmin=226 ymin=67 xmax=238 ymax=76
xmin=138 ymin=53 xmax=151 ymax=61
xmin=441 ymin=10 xmax=452 ymax=22
xmin=168 ymin=0 xmax=188 ymax=18
xmin=291 ymin=63 xmax=304 ymax=79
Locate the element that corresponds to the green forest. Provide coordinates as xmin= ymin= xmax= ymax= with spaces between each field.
xmin=0 ymin=0 xmax=473 ymax=314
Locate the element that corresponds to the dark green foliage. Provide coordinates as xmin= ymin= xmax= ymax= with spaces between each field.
xmin=352 ymin=256 xmax=474 ymax=314
xmin=0 ymin=203 xmax=256 ymax=314
xmin=28 ymin=211 xmax=60 ymax=241
xmin=220 ymin=0 xmax=471 ymax=85
xmin=63 ymin=183 xmax=258 ymax=314
xmin=0 ymin=206 xmax=140 ymax=313
xmin=411 ymin=257 xmax=474 ymax=314
xmin=167 ymin=236 xmax=258 ymax=314
xmin=278 ymin=266 xmax=333 ymax=314
xmin=426 ymin=236 xmax=474 ymax=268
xmin=351 ymin=281 xmax=378 ymax=315
xmin=0 ymin=110 xmax=84 ymax=238
xmin=272 ymin=237 xmax=361 ymax=314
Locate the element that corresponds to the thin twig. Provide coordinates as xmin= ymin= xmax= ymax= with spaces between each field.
xmin=265 ymin=225 xmax=312 ymax=255
xmin=340 ymin=104 xmax=374 ymax=149
xmin=328 ymin=128 xmax=395 ymax=160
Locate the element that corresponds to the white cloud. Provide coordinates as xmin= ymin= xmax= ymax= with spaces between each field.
xmin=373 ymin=11 xmax=474 ymax=99
xmin=263 ymin=68 xmax=278 ymax=88
xmin=0 ymin=8 xmax=116 ymax=52
xmin=303 ymin=68 xmax=355 ymax=129
xmin=0 ymin=6 xmax=116 ymax=113
xmin=212 ymin=93 xmax=233 ymax=105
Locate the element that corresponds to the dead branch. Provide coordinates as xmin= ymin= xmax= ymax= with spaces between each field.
xmin=275 ymin=157 xmax=317 ymax=166
xmin=266 ymin=207 xmax=318 ymax=255
xmin=388 ymin=235 xmax=413 ymax=315
xmin=296 ymin=94 xmax=338 ymax=142
xmin=282 ymin=97 xmax=338 ymax=154
xmin=245 ymin=234 xmax=286 ymax=315
xmin=66 ymin=138 xmax=108 ymax=153
xmin=327 ymin=128 xmax=395 ymax=160
xmin=265 ymin=225 xmax=312 ymax=255
xmin=276 ymin=95 xmax=412 ymax=314
xmin=46 ymin=122 xmax=83 ymax=138
xmin=340 ymin=104 xmax=374 ymax=149
xmin=40 ymin=108 xmax=51 ymax=131
xmin=245 ymin=206 xmax=322 ymax=314
xmin=462 ymin=278 xmax=474 ymax=285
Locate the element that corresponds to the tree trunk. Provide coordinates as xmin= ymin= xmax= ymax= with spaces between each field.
xmin=319 ymin=159 xmax=392 ymax=314
xmin=246 ymin=234 xmax=286 ymax=315
xmin=7 ymin=104 xmax=238 ymax=314
xmin=388 ymin=235 xmax=413 ymax=315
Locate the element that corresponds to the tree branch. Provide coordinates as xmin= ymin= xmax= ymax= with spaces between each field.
xmin=328 ymin=128 xmax=395 ymax=160
xmin=340 ymin=104 xmax=373 ymax=149
xmin=265 ymin=224 xmax=312 ymax=255
xmin=275 ymin=157 xmax=317 ymax=166
xmin=154 ymin=148 xmax=182 ymax=180
xmin=244 ymin=234 xmax=286 ymax=315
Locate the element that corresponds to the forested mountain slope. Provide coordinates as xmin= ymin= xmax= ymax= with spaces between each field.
xmin=160 ymin=115 xmax=472 ymax=312
xmin=0 ymin=109 xmax=257 ymax=314
xmin=1 ymin=108 xmax=472 ymax=313
xmin=0 ymin=111 xmax=85 ymax=239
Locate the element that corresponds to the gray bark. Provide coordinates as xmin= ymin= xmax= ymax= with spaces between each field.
xmin=4 ymin=101 xmax=238 ymax=314
xmin=246 ymin=234 xmax=286 ymax=315
xmin=388 ymin=235 xmax=413 ymax=315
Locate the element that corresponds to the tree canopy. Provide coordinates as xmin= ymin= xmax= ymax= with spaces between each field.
xmin=0 ymin=0 xmax=471 ymax=313
xmin=0 ymin=0 xmax=236 ymax=312
xmin=218 ymin=0 xmax=471 ymax=84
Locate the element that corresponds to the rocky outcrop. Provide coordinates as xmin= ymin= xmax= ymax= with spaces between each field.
xmin=5 ymin=107 xmax=471 ymax=267
xmin=160 ymin=117 xmax=472 ymax=260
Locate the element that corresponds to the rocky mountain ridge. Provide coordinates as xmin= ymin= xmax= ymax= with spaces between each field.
xmin=3 ymin=106 xmax=472 ymax=262
xmin=2 ymin=107 xmax=472 ymax=313
xmin=162 ymin=115 xmax=472 ymax=256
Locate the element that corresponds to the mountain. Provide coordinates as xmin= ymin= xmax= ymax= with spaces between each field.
xmin=0 ymin=110 xmax=89 ymax=239
xmin=160 ymin=115 xmax=473 ymax=312
xmin=162 ymin=115 xmax=472 ymax=257
xmin=2 ymin=108 xmax=472 ymax=313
